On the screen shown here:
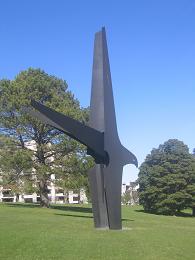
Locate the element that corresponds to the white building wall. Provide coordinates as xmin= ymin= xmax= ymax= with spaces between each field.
xmin=0 ymin=186 xmax=3 ymax=202
xmin=50 ymin=174 xmax=56 ymax=203
xmin=19 ymin=194 xmax=24 ymax=203
xmin=121 ymin=184 xmax=127 ymax=194
xmin=68 ymin=190 xmax=79 ymax=204
xmin=80 ymin=189 xmax=88 ymax=204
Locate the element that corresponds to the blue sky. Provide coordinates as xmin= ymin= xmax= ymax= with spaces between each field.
xmin=0 ymin=0 xmax=195 ymax=182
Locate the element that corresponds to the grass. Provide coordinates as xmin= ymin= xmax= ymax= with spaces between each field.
xmin=0 ymin=203 xmax=195 ymax=260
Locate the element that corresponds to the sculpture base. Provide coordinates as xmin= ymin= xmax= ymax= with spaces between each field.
xmin=95 ymin=227 xmax=132 ymax=231
xmin=95 ymin=227 xmax=109 ymax=231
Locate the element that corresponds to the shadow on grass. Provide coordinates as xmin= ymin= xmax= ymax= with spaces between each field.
xmin=135 ymin=209 xmax=194 ymax=218
xmin=175 ymin=212 xmax=194 ymax=218
xmin=55 ymin=213 xmax=93 ymax=219
xmin=54 ymin=212 xmax=134 ymax=222
xmin=5 ymin=202 xmax=92 ymax=214
xmin=51 ymin=205 xmax=92 ymax=214
xmin=122 ymin=218 xmax=135 ymax=222
xmin=5 ymin=202 xmax=40 ymax=209
xmin=4 ymin=202 xmax=134 ymax=221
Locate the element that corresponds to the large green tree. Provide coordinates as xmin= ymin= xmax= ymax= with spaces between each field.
xmin=0 ymin=68 xmax=92 ymax=207
xmin=138 ymin=139 xmax=195 ymax=215
xmin=54 ymin=152 xmax=93 ymax=203
xmin=0 ymin=135 xmax=34 ymax=201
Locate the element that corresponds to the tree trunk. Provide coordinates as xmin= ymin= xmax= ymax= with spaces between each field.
xmin=64 ymin=189 xmax=69 ymax=204
xmin=39 ymin=180 xmax=49 ymax=208
xmin=15 ymin=193 xmax=19 ymax=202
xmin=192 ymin=207 xmax=195 ymax=217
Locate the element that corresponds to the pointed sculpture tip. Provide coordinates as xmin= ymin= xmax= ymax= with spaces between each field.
xmin=101 ymin=27 xmax=106 ymax=36
xmin=131 ymin=153 xmax=139 ymax=168
xmin=95 ymin=27 xmax=106 ymax=38
xmin=95 ymin=27 xmax=106 ymax=34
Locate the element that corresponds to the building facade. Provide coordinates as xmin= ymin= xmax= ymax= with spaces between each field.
xmin=0 ymin=174 xmax=88 ymax=204
xmin=0 ymin=180 xmax=138 ymax=205
xmin=121 ymin=182 xmax=139 ymax=205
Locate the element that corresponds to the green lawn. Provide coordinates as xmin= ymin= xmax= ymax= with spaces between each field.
xmin=0 ymin=203 xmax=195 ymax=260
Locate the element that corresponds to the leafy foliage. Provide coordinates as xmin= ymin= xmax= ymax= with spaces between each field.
xmin=122 ymin=188 xmax=139 ymax=206
xmin=54 ymin=152 xmax=94 ymax=203
xmin=121 ymin=191 xmax=131 ymax=205
xmin=138 ymin=139 xmax=195 ymax=215
xmin=0 ymin=68 xmax=93 ymax=206
xmin=0 ymin=135 xmax=34 ymax=200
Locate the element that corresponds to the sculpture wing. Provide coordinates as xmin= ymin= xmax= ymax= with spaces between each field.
xmin=25 ymin=100 xmax=106 ymax=161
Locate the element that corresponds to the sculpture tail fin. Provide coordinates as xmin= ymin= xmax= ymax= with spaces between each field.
xmin=121 ymin=145 xmax=138 ymax=167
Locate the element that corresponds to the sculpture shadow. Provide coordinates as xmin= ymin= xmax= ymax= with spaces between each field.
xmin=54 ymin=212 xmax=134 ymax=222
xmin=135 ymin=209 xmax=193 ymax=218
xmin=54 ymin=213 xmax=93 ymax=219
xmin=4 ymin=203 xmax=135 ymax=221
xmin=51 ymin=205 xmax=92 ymax=214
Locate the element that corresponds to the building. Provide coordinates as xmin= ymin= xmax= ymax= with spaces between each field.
xmin=0 ymin=174 xmax=88 ymax=204
xmin=0 ymin=140 xmax=88 ymax=204
xmin=0 ymin=179 xmax=138 ymax=205
xmin=121 ymin=181 xmax=139 ymax=205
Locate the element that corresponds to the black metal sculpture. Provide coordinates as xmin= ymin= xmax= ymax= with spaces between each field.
xmin=27 ymin=27 xmax=138 ymax=230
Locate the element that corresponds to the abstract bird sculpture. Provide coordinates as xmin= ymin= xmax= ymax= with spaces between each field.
xmin=26 ymin=27 xmax=138 ymax=230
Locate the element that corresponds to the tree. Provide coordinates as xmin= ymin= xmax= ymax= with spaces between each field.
xmin=121 ymin=185 xmax=139 ymax=206
xmin=0 ymin=135 xmax=34 ymax=201
xmin=121 ymin=191 xmax=131 ymax=205
xmin=54 ymin=152 xmax=94 ymax=203
xmin=0 ymin=135 xmax=33 ymax=201
xmin=0 ymin=68 xmax=92 ymax=207
xmin=138 ymin=139 xmax=195 ymax=215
